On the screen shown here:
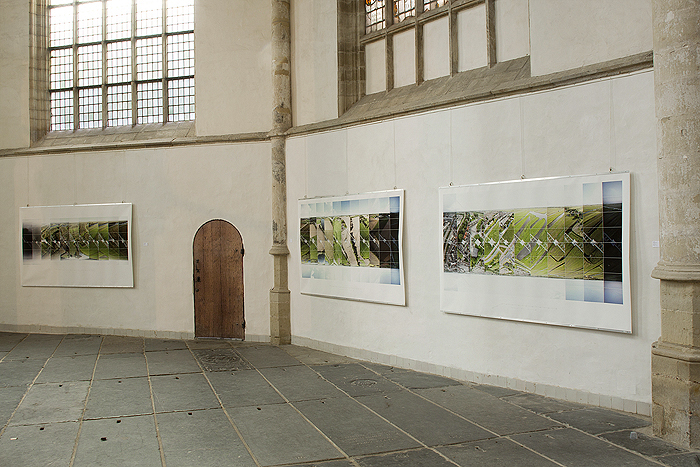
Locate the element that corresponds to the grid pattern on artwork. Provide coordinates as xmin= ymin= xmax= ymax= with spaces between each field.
xmin=23 ymin=221 xmax=129 ymax=261
xmin=300 ymin=214 xmax=399 ymax=270
xmin=443 ymin=181 xmax=623 ymax=304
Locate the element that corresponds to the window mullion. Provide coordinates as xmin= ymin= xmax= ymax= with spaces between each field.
xmin=131 ymin=0 xmax=137 ymax=126
xmin=162 ymin=0 xmax=168 ymax=123
xmin=102 ymin=0 xmax=108 ymax=128
xmin=72 ymin=0 xmax=79 ymax=131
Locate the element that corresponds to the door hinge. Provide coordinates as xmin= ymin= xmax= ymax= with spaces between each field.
xmin=242 ymin=320 xmax=246 ymax=330
xmin=241 ymin=246 xmax=245 ymax=256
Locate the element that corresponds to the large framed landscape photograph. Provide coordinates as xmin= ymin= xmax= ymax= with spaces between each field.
xmin=298 ymin=190 xmax=405 ymax=305
xmin=20 ymin=203 xmax=133 ymax=288
xmin=440 ymin=173 xmax=631 ymax=333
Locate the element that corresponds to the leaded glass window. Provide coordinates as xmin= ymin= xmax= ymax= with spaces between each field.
xmin=48 ymin=0 xmax=195 ymax=131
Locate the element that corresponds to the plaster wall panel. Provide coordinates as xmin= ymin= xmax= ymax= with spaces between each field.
xmin=195 ymin=0 xmax=272 ymax=136
xmin=521 ymin=80 xmax=611 ymax=178
xmin=495 ymin=0 xmax=530 ymax=62
xmin=529 ymin=0 xmax=652 ymax=76
xmin=612 ymin=71 xmax=659 ymax=357
xmin=365 ymin=39 xmax=387 ymax=94
xmin=305 ymin=130 xmax=348 ymax=198
xmin=346 ymin=121 xmax=396 ymax=194
xmin=6 ymin=142 xmax=273 ymax=337
xmin=0 ymin=0 xmax=30 ymax=149
xmin=457 ymin=3 xmax=488 ymax=72
xmin=0 ymin=158 xmax=26 ymax=324
xmin=423 ymin=16 xmax=450 ymax=81
xmin=288 ymin=72 xmax=660 ymax=406
xmin=393 ymin=110 xmax=451 ymax=319
xmin=291 ymin=0 xmax=338 ymax=126
xmin=393 ymin=29 xmax=416 ymax=88
xmin=450 ymin=97 xmax=523 ymax=186
xmin=26 ymin=155 xmax=79 ymax=207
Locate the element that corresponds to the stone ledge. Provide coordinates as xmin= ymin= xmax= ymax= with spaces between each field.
xmin=289 ymin=51 xmax=653 ymax=137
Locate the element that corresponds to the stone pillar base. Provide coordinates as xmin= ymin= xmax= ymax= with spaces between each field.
xmin=270 ymin=245 xmax=291 ymax=346
xmin=652 ymin=341 xmax=700 ymax=448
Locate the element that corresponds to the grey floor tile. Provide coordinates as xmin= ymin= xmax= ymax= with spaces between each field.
xmin=502 ymin=392 xmax=585 ymax=414
xmin=145 ymin=338 xmax=188 ymax=352
xmin=277 ymin=461 xmax=355 ymax=467
xmin=438 ymin=437 xmax=560 ymax=467
xmin=84 ymin=377 xmax=153 ymax=419
xmin=35 ymin=354 xmax=97 ymax=383
xmin=657 ymin=451 xmax=700 ymax=467
xmin=229 ymin=403 xmax=342 ymax=466
xmin=185 ymin=339 xmax=233 ymax=350
xmin=295 ymin=397 xmax=421 ymax=456
xmin=237 ymin=345 xmax=303 ymax=368
xmin=417 ymin=385 xmax=559 ymax=435
xmin=53 ymin=335 xmax=103 ymax=356
xmin=4 ymin=334 xmax=63 ymax=361
xmin=548 ymin=407 xmax=650 ymax=435
xmin=100 ymin=336 xmax=144 ymax=354
xmin=0 ymin=359 xmax=46 ymax=387
xmin=474 ymin=384 xmax=526 ymax=398
xmin=151 ymin=373 xmax=220 ymax=412
xmin=366 ymin=365 xmax=463 ymax=390
xmin=207 ymin=369 xmax=285 ymax=408
xmin=313 ymin=364 xmax=403 ymax=397
xmin=93 ymin=352 xmax=147 ymax=380
xmin=158 ymin=409 xmax=256 ymax=467
xmin=259 ymin=365 xmax=345 ymax=402
xmin=192 ymin=348 xmax=251 ymax=372
xmin=511 ymin=427 xmax=660 ymax=466
xmin=281 ymin=346 xmax=356 ymax=366
xmin=11 ymin=381 xmax=89 ymax=425
xmin=0 ymin=332 xmax=27 ymax=352
xmin=357 ymin=448 xmax=457 ymax=467
xmin=146 ymin=349 xmax=200 ymax=375
xmin=73 ymin=415 xmax=162 ymax=467
xmin=0 ymin=421 xmax=79 ymax=467
xmin=0 ymin=386 xmax=27 ymax=425
xmin=357 ymin=390 xmax=494 ymax=446
xmin=599 ymin=429 xmax=686 ymax=457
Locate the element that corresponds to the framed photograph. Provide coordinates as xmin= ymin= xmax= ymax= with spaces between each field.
xmin=20 ymin=203 xmax=133 ymax=288
xmin=440 ymin=173 xmax=630 ymax=333
xmin=298 ymin=190 xmax=405 ymax=305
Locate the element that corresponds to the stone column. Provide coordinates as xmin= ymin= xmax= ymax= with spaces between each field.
xmin=269 ymin=0 xmax=292 ymax=345
xmin=650 ymin=0 xmax=700 ymax=448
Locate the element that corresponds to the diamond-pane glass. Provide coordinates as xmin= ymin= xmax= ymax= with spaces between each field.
xmin=168 ymin=78 xmax=194 ymax=121
xmin=365 ymin=0 xmax=385 ymax=33
xmin=78 ymin=44 xmax=102 ymax=86
xmin=50 ymin=5 xmax=73 ymax=47
xmin=136 ymin=37 xmax=162 ymax=81
xmin=107 ymin=41 xmax=132 ymax=84
xmin=137 ymin=81 xmax=163 ymax=123
xmin=167 ymin=0 xmax=194 ymax=32
xmin=50 ymin=90 xmax=74 ymax=131
xmin=107 ymin=0 xmax=132 ymax=40
xmin=136 ymin=0 xmax=162 ymax=36
xmin=78 ymin=1 xmax=103 ymax=43
xmin=79 ymin=87 xmax=103 ymax=129
xmin=50 ymin=48 xmax=73 ymax=90
xmin=108 ymin=84 xmax=132 ymax=126
xmin=167 ymin=33 xmax=193 ymax=78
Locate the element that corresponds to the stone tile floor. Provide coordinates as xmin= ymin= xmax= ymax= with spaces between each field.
xmin=1 ymin=332 xmax=699 ymax=466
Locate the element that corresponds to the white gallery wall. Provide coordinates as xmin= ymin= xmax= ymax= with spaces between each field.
xmin=0 ymin=143 xmax=273 ymax=337
xmin=286 ymin=69 xmax=659 ymax=408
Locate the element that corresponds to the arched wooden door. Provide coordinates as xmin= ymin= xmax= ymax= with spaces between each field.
xmin=193 ymin=220 xmax=244 ymax=339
